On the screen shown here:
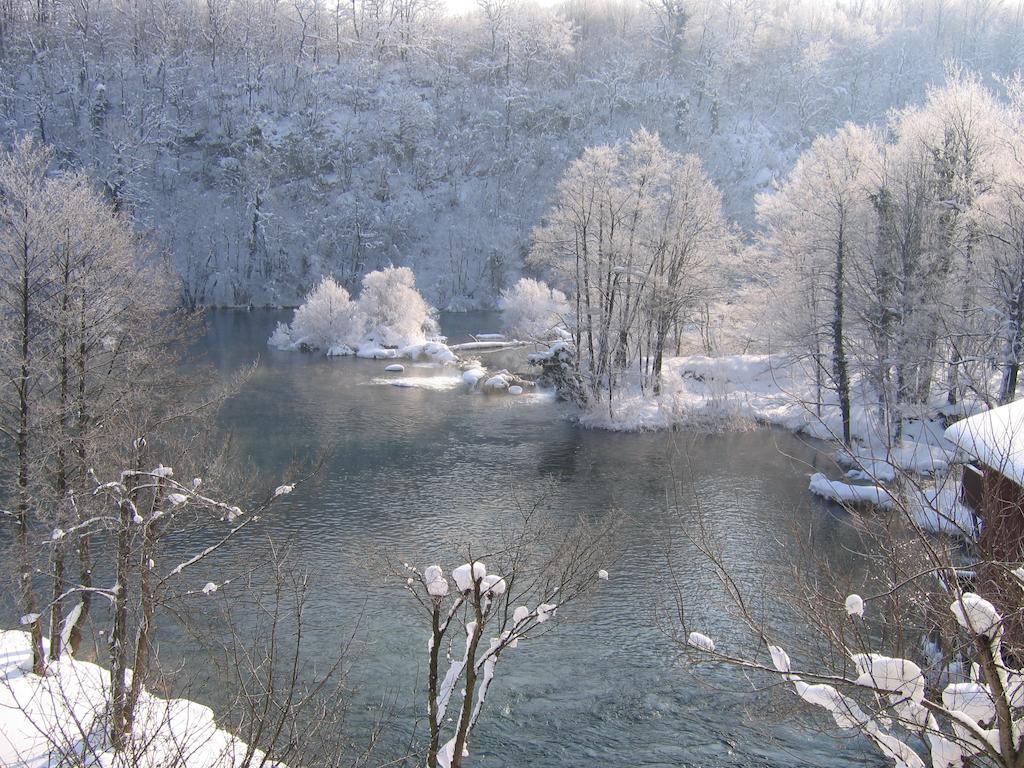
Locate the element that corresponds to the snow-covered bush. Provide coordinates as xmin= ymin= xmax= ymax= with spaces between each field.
xmin=530 ymin=341 xmax=587 ymax=405
xmin=272 ymin=276 xmax=364 ymax=352
xmin=359 ymin=266 xmax=438 ymax=347
xmin=270 ymin=268 xmax=440 ymax=354
xmin=499 ymin=278 xmax=570 ymax=341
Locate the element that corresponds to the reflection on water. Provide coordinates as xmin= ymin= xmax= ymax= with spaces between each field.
xmin=168 ymin=310 xmax=873 ymax=767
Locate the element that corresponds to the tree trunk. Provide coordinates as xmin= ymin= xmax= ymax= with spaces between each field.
xmin=834 ymin=222 xmax=852 ymax=447
xmin=16 ymin=222 xmax=44 ymax=675
xmin=999 ymin=274 xmax=1024 ymax=405
xmin=427 ymin=603 xmax=442 ymax=768
xmin=68 ymin=277 xmax=92 ymax=656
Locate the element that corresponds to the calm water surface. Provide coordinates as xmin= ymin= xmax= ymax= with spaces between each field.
xmin=177 ymin=310 xmax=877 ymax=768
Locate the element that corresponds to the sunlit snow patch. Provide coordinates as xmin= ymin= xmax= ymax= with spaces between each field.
xmin=373 ymin=375 xmax=464 ymax=391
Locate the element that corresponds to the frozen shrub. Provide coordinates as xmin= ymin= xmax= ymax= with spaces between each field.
xmin=358 ymin=266 xmax=437 ymax=346
xmin=274 ymin=277 xmax=365 ymax=351
xmin=499 ymin=278 xmax=570 ymax=341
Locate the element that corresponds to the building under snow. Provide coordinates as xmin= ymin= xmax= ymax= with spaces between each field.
xmin=944 ymin=399 xmax=1024 ymax=581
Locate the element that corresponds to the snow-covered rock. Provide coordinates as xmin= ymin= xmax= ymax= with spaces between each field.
xmin=462 ymin=368 xmax=487 ymax=388
xmin=483 ymin=374 xmax=511 ymax=392
xmin=356 ymin=345 xmax=399 ymax=359
xmin=384 ymin=363 xmax=405 ymax=372
xmin=401 ymin=341 xmax=458 ymax=365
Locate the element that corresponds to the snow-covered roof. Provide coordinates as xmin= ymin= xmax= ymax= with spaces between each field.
xmin=943 ymin=399 xmax=1024 ymax=486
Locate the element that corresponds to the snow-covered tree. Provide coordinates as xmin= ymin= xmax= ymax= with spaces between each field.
xmin=687 ymin=586 xmax=1024 ymax=768
xmin=890 ymin=69 xmax=1010 ymax=407
xmin=272 ymin=276 xmax=365 ymax=353
xmin=498 ymin=277 xmax=570 ymax=341
xmin=531 ymin=130 xmax=730 ymax=408
xmin=271 ymin=267 xmax=439 ymax=354
xmin=0 ymin=138 xmax=176 ymax=671
xmin=358 ymin=265 xmax=438 ymax=347
xmin=758 ymin=123 xmax=880 ymax=445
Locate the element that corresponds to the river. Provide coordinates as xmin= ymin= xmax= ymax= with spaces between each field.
xmin=170 ymin=310 xmax=876 ymax=767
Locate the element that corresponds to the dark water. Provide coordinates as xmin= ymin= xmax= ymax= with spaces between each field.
xmin=174 ymin=310 xmax=876 ymax=768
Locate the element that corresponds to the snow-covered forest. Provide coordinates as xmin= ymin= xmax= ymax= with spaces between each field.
xmin=4 ymin=0 xmax=1024 ymax=307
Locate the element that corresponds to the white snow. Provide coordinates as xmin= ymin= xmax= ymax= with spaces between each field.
xmin=508 ymin=385 xmax=524 ymax=395
xmin=950 ymin=593 xmax=1001 ymax=636
xmin=598 ymin=569 xmax=609 ymax=581
xmin=384 ymin=363 xmax=405 ymax=372
xmin=462 ymin=368 xmax=487 ymax=388
xmin=535 ymin=603 xmax=557 ymax=623
xmin=452 ymin=562 xmax=486 ymax=592
xmin=356 ymin=345 xmax=399 ymax=359
xmin=687 ymin=631 xmax=715 ymax=652
xmin=479 ymin=574 xmax=506 ymax=595
xmin=906 ymin=481 xmax=978 ymax=538
xmin=273 ymin=484 xmax=294 ymax=497
xmin=401 ymin=341 xmax=459 ymax=366
xmin=769 ymin=645 xmax=791 ymax=675
xmin=793 ymin=681 xmax=871 ymax=729
xmin=427 ymin=577 xmax=449 ymax=597
xmin=944 ymin=398 xmax=1024 ymax=484
xmin=482 ymin=374 xmax=511 ymax=392
xmin=851 ymin=654 xmax=925 ymax=702
xmin=0 ymin=629 xmax=283 ymax=768
xmin=845 ymin=594 xmax=864 ymax=617
xmin=942 ymin=682 xmax=995 ymax=725
xmin=808 ymin=473 xmax=896 ymax=508
xmin=376 ymin=375 xmax=464 ymax=391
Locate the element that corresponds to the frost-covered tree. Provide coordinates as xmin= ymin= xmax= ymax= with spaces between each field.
xmin=0 ymin=138 xmax=177 ymax=671
xmin=498 ymin=277 xmax=570 ymax=341
xmin=531 ymin=130 xmax=729 ymax=409
xmin=358 ymin=265 xmax=438 ymax=347
xmin=271 ymin=266 xmax=438 ymax=353
xmin=890 ymin=69 xmax=1010 ymax=407
xmin=0 ymin=138 xmax=54 ymax=673
xmin=758 ymin=124 xmax=880 ymax=445
xmin=271 ymin=276 xmax=365 ymax=353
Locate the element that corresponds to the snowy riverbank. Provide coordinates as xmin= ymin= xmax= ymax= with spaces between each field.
xmin=574 ymin=353 xmax=985 ymax=538
xmin=0 ymin=630 xmax=278 ymax=768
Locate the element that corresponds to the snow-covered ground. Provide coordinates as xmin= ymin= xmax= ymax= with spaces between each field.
xmin=575 ymin=354 xmax=971 ymax=446
xmin=0 ymin=631 xmax=278 ymax=768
